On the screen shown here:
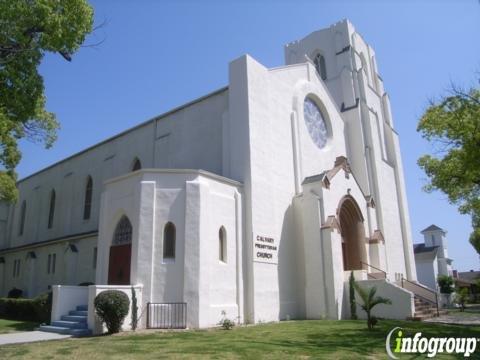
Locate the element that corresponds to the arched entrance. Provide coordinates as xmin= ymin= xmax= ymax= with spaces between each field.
xmin=108 ymin=215 xmax=132 ymax=285
xmin=338 ymin=196 xmax=367 ymax=271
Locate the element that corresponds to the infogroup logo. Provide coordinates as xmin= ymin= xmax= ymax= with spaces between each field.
xmin=386 ymin=327 xmax=479 ymax=358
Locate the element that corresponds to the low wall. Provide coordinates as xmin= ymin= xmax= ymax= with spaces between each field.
xmin=347 ymin=279 xmax=414 ymax=320
xmin=87 ymin=284 xmax=144 ymax=334
xmin=51 ymin=286 xmax=89 ymax=322
xmin=50 ymin=284 xmax=144 ymax=334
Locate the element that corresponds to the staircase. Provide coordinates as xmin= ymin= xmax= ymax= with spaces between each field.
xmin=409 ymin=296 xmax=448 ymax=321
xmin=39 ymin=305 xmax=91 ymax=337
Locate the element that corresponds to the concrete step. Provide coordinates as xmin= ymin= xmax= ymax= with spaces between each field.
xmin=39 ymin=325 xmax=71 ymax=335
xmin=61 ymin=315 xmax=87 ymax=323
xmin=69 ymin=310 xmax=88 ymax=316
xmin=69 ymin=328 xmax=92 ymax=337
xmin=39 ymin=325 xmax=91 ymax=337
xmin=51 ymin=320 xmax=88 ymax=329
xmin=76 ymin=305 xmax=88 ymax=311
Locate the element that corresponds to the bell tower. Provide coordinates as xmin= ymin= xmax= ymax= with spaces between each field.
xmin=284 ymin=19 xmax=417 ymax=281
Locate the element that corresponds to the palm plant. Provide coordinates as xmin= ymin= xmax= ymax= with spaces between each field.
xmin=353 ymin=282 xmax=392 ymax=330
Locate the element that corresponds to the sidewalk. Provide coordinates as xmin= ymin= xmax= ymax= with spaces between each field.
xmin=0 ymin=331 xmax=71 ymax=346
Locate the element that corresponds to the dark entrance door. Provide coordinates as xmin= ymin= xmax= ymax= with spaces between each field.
xmin=108 ymin=243 xmax=131 ymax=285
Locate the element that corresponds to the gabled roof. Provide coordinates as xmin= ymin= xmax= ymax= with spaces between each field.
xmin=413 ymin=243 xmax=439 ymax=254
xmin=421 ymin=224 xmax=444 ymax=233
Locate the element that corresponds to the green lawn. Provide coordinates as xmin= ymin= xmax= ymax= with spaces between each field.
xmin=1 ymin=320 xmax=479 ymax=359
xmin=0 ymin=318 xmax=39 ymax=334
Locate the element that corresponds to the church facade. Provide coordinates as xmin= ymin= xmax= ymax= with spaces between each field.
xmin=0 ymin=20 xmax=418 ymax=328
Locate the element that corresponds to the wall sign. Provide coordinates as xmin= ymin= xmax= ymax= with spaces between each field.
xmin=253 ymin=235 xmax=278 ymax=264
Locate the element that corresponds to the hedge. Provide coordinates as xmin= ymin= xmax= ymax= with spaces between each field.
xmin=0 ymin=292 xmax=52 ymax=323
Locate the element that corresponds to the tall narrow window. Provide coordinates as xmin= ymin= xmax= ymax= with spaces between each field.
xmin=13 ymin=259 xmax=21 ymax=277
xmin=47 ymin=254 xmax=51 ymax=274
xmin=83 ymin=176 xmax=93 ymax=220
xmin=132 ymin=158 xmax=142 ymax=171
xmin=52 ymin=253 xmax=56 ymax=274
xmin=314 ymin=53 xmax=327 ymax=80
xmin=163 ymin=222 xmax=176 ymax=260
xmin=219 ymin=226 xmax=227 ymax=263
xmin=48 ymin=190 xmax=56 ymax=229
xmin=93 ymin=247 xmax=97 ymax=269
xmin=18 ymin=201 xmax=26 ymax=236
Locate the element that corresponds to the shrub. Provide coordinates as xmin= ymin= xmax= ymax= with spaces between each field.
xmin=7 ymin=288 xmax=23 ymax=298
xmin=437 ymin=275 xmax=454 ymax=294
xmin=0 ymin=298 xmax=36 ymax=320
xmin=0 ymin=291 xmax=52 ymax=323
xmin=218 ymin=310 xmax=235 ymax=330
xmin=455 ymin=288 xmax=469 ymax=311
xmin=349 ymin=271 xmax=357 ymax=320
xmin=94 ymin=290 xmax=130 ymax=334
xmin=34 ymin=291 xmax=52 ymax=324
xmin=131 ymin=287 xmax=138 ymax=331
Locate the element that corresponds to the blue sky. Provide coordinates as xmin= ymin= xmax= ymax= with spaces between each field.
xmin=18 ymin=0 xmax=480 ymax=270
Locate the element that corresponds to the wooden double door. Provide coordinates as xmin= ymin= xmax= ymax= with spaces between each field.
xmin=108 ymin=244 xmax=131 ymax=285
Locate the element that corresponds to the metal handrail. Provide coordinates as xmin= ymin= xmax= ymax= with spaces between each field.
xmin=401 ymin=277 xmax=439 ymax=316
xmin=360 ymin=261 xmax=387 ymax=278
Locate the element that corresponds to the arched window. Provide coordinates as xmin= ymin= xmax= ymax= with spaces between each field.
xmin=48 ymin=190 xmax=56 ymax=229
xmin=132 ymin=158 xmax=142 ymax=171
xmin=112 ymin=216 xmax=133 ymax=246
xmin=219 ymin=226 xmax=227 ymax=263
xmin=83 ymin=176 xmax=93 ymax=220
xmin=163 ymin=222 xmax=176 ymax=260
xmin=314 ymin=53 xmax=327 ymax=81
xmin=18 ymin=201 xmax=26 ymax=236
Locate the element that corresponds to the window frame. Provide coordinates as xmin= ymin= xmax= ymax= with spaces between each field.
xmin=83 ymin=176 xmax=93 ymax=220
xmin=163 ymin=222 xmax=176 ymax=261
xmin=48 ymin=190 xmax=56 ymax=229
xmin=313 ymin=53 xmax=327 ymax=81
xmin=219 ymin=226 xmax=227 ymax=263
xmin=18 ymin=201 xmax=26 ymax=236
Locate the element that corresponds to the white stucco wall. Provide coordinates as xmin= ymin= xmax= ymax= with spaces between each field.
xmin=96 ymin=169 xmax=242 ymax=329
xmin=415 ymin=255 xmax=438 ymax=290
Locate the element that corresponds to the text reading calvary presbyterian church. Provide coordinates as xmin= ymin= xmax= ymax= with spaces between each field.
xmin=254 ymin=235 xmax=278 ymax=264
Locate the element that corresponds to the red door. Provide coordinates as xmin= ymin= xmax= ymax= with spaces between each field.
xmin=108 ymin=244 xmax=131 ymax=285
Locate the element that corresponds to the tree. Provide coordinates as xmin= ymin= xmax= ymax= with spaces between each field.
xmin=0 ymin=0 xmax=94 ymax=202
xmin=353 ymin=282 xmax=391 ymax=330
xmin=455 ymin=287 xmax=469 ymax=312
xmin=437 ymin=275 xmax=454 ymax=294
xmin=417 ymin=80 xmax=480 ymax=253
xmin=349 ymin=271 xmax=357 ymax=320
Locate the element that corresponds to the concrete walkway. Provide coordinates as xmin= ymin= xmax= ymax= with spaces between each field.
xmin=424 ymin=311 xmax=480 ymax=326
xmin=0 ymin=331 xmax=71 ymax=346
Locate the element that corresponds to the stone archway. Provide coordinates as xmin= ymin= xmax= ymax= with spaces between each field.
xmin=338 ymin=195 xmax=367 ymax=271
xmin=108 ymin=215 xmax=132 ymax=285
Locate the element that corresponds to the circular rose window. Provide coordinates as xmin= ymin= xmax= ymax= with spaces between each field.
xmin=303 ymin=97 xmax=328 ymax=149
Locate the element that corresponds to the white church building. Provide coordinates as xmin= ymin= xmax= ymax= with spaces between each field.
xmin=0 ymin=20 xmax=427 ymax=331
xmin=414 ymin=225 xmax=454 ymax=291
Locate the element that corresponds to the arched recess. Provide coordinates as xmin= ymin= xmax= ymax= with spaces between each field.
xmin=338 ymin=195 xmax=367 ymax=271
xmin=108 ymin=215 xmax=132 ymax=285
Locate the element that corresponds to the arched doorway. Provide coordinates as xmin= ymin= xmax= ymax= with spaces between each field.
xmin=338 ymin=196 xmax=367 ymax=271
xmin=108 ymin=215 xmax=132 ymax=285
